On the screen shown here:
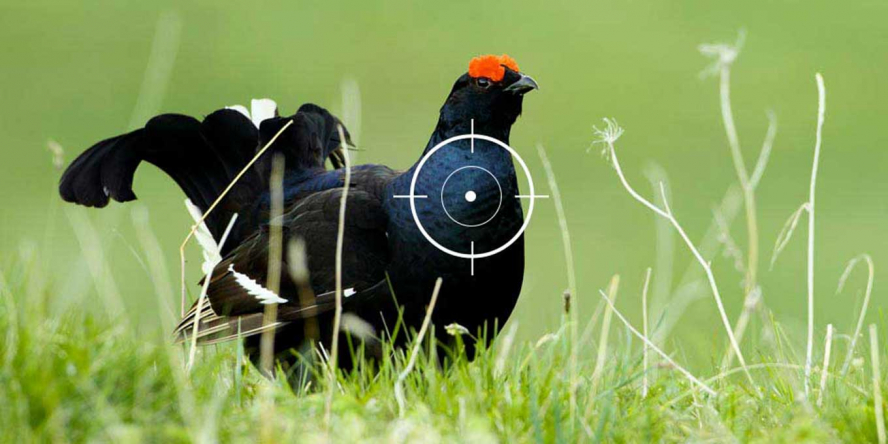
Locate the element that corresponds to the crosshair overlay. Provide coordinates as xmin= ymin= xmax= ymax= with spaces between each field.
xmin=407 ymin=132 xmax=536 ymax=260
xmin=440 ymin=165 xmax=503 ymax=228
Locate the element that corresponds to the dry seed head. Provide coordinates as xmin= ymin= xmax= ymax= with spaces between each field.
xmin=698 ymin=29 xmax=746 ymax=77
xmin=562 ymin=289 xmax=571 ymax=315
xmin=592 ymin=118 xmax=624 ymax=147
xmin=445 ymin=323 xmax=470 ymax=336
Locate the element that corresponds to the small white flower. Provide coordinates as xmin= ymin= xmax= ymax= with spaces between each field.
xmin=228 ymin=264 xmax=288 ymax=305
xmin=226 ymin=98 xmax=278 ymax=128
xmin=445 ymin=323 xmax=470 ymax=336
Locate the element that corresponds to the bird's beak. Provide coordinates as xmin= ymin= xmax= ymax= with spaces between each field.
xmin=504 ymin=74 xmax=540 ymax=95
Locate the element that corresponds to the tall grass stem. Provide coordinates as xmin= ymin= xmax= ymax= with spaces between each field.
xmin=805 ymin=73 xmax=826 ymax=395
xmin=395 ymin=277 xmax=443 ymax=417
xmin=325 ymin=126 xmax=352 ymax=425
xmin=537 ymin=144 xmax=579 ymax=428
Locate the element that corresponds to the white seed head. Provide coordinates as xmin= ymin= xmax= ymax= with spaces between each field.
xmin=592 ymin=118 xmax=625 ymax=148
xmin=698 ymin=30 xmax=746 ymax=77
xmin=445 ymin=323 xmax=470 ymax=337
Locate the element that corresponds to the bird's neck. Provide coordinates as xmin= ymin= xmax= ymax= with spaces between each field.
xmin=423 ymin=119 xmax=511 ymax=155
xmin=390 ymin=124 xmax=516 ymax=197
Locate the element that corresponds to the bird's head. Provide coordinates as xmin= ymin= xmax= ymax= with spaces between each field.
xmin=437 ymin=54 xmax=538 ymax=138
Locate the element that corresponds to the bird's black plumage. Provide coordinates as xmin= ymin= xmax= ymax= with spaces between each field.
xmin=60 ymin=56 xmax=538 ymax=374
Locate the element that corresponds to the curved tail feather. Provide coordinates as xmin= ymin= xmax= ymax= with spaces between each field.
xmin=59 ymin=109 xmax=262 ymax=239
xmin=59 ymin=103 xmax=352 ymax=242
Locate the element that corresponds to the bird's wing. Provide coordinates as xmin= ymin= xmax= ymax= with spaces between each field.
xmin=255 ymin=104 xmax=355 ymax=178
xmin=173 ymin=177 xmax=393 ymax=345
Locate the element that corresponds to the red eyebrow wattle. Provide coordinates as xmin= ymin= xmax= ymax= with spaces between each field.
xmin=468 ymin=54 xmax=519 ymax=82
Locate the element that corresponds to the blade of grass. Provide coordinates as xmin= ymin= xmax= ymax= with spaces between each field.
xmin=596 ymin=289 xmax=716 ymax=396
xmin=325 ymin=125 xmax=352 ymax=426
xmin=591 ymin=275 xmax=620 ymax=392
xmin=839 ymin=254 xmax=875 ymax=375
xmin=871 ymin=324 xmax=886 ymax=444
xmin=805 ymin=73 xmax=826 ymax=395
xmin=537 ymin=143 xmax=580 ymax=430
xmin=641 ymin=267 xmax=652 ymax=398
xmin=817 ymin=324 xmax=833 ymax=407
xmin=395 ymin=277 xmax=443 ymax=417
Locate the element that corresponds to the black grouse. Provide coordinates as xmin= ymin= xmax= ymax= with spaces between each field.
xmin=59 ymin=54 xmax=538 ymax=373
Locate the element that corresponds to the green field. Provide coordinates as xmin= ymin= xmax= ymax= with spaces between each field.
xmin=2 ymin=0 xmax=887 ymax=441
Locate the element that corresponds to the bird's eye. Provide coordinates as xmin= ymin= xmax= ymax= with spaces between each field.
xmin=477 ymin=78 xmax=491 ymax=89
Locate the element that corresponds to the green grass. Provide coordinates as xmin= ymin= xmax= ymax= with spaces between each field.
xmin=1 ymin=249 xmax=886 ymax=443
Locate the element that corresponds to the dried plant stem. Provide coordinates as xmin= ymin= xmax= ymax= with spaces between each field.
xmin=718 ymin=65 xmax=760 ymax=299
xmin=259 ymin=155 xmax=286 ymax=374
xmin=188 ymin=278 xmax=214 ymax=371
xmin=817 ymin=324 xmax=833 ymax=407
xmin=641 ymin=267 xmax=652 ymax=398
xmin=604 ymin=128 xmax=754 ymax=385
xmin=537 ymin=144 xmax=579 ymax=427
xmin=805 ymin=73 xmax=826 ymax=395
xmin=258 ymin=155 xmax=285 ymax=443
xmin=722 ymin=288 xmax=759 ymax=369
xmin=840 ymin=254 xmax=875 ymax=375
xmin=723 ymin=112 xmax=777 ymax=370
xmin=395 ymin=278 xmax=443 ymax=417
xmin=653 ymin=184 xmax=743 ymax=344
xmin=749 ymin=111 xmax=778 ymax=190
xmin=871 ymin=324 xmax=886 ymax=444
xmin=325 ymin=126 xmax=351 ymax=425
xmin=178 ymin=120 xmax=294 ymax=316
xmin=597 ymin=290 xmax=716 ymax=396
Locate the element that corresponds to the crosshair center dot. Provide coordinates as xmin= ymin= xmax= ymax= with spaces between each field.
xmin=464 ymin=190 xmax=477 ymax=202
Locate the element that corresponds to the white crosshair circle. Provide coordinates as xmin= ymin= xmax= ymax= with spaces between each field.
xmin=408 ymin=133 xmax=536 ymax=260
xmin=440 ymin=165 xmax=503 ymax=228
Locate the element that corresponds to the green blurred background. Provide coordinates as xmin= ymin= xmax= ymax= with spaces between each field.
xmin=1 ymin=0 xmax=886 ymax=366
